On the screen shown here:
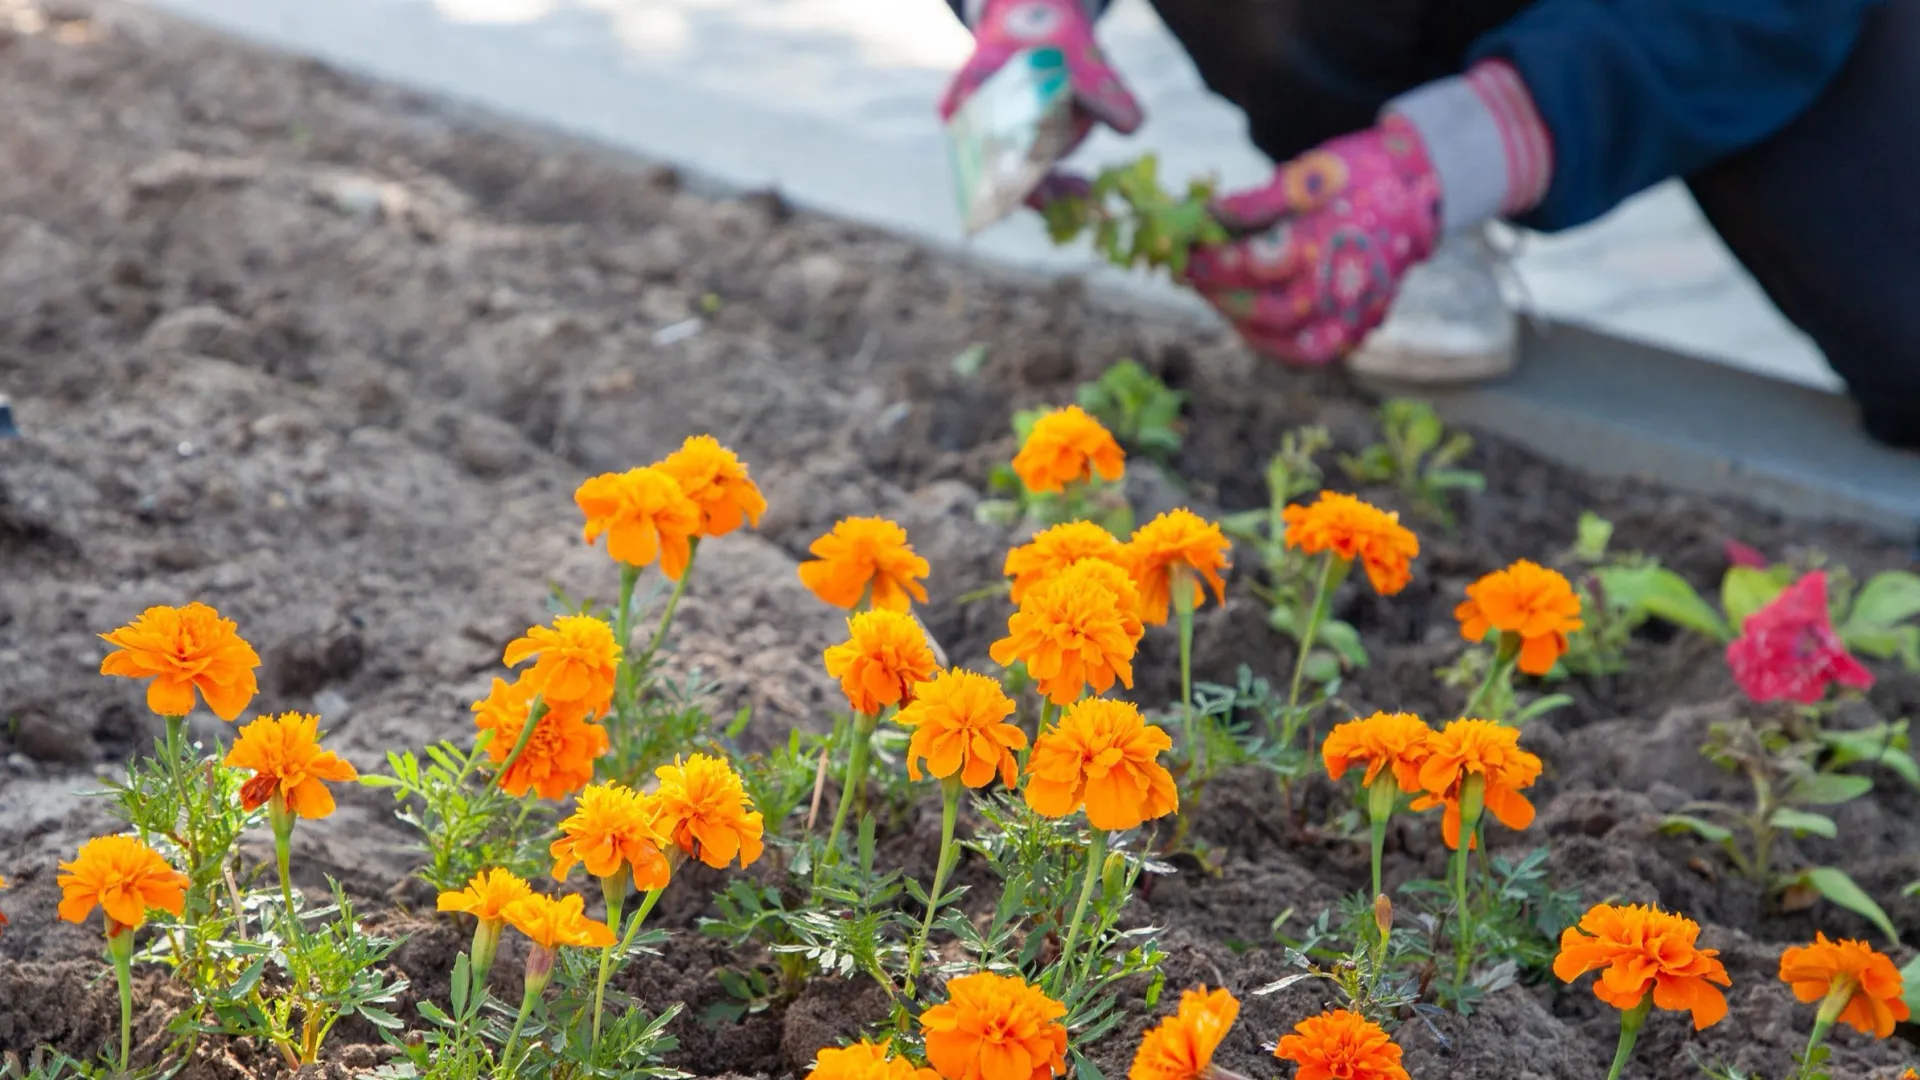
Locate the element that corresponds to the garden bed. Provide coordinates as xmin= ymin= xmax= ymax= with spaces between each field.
xmin=0 ymin=2 xmax=1916 ymax=1078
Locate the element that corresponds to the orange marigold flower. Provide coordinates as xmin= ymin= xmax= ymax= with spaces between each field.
xmin=57 ymin=836 xmax=188 ymax=936
xmin=0 ymin=874 xmax=9 ymax=936
xmin=897 ymin=668 xmax=1027 ymax=788
xmin=1129 ymin=986 xmax=1239 ymax=1080
xmin=805 ymin=1039 xmax=941 ymax=1080
xmin=1412 ymin=718 xmax=1542 ymax=850
xmin=1554 ymin=903 xmax=1730 ymax=1029
xmin=1025 ymin=698 xmax=1177 ymax=831
xmin=222 ymin=712 xmax=359 ymax=819
xmin=823 ymin=610 xmax=940 ymax=716
xmin=98 ymin=602 xmax=261 ymax=721
xmin=1322 ymin=711 xmax=1433 ymax=793
xmin=652 ymin=753 xmax=765 ymax=870
xmin=657 ymin=434 xmax=767 ymax=538
xmin=550 ymin=782 xmax=673 ymax=892
xmin=1455 ymin=559 xmax=1585 ymax=676
xmin=504 ymin=614 xmax=621 ymax=719
xmin=1011 ymin=405 xmax=1126 ymax=495
xmin=989 ymin=558 xmax=1144 ymax=706
xmin=1778 ymin=933 xmax=1911 ymax=1038
xmin=576 ymin=465 xmax=704 ymax=577
xmin=799 ymin=516 xmax=932 ymax=612
xmin=920 ymin=971 xmax=1068 ymax=1080
xmin=1003 ymin=521 xmax=1127 ymax=605
xmin=1125 ymin=509 xmax=1231 ymax=626
xmin=501 ymin=892 xmax=617 ymax=951
xmin=437 ymin=867 xmax=534 ymax=923
xmin=1281 ymin=492 xmax=1420 ymax=596
xmin=1273 ymin=1009 xmax=1409 ymax=1080
xmin=472 ymin=678 xmax=609 ymax=801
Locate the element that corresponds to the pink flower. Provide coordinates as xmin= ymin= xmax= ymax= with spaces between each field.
xmin=1723 ymin=539 xmax=1769 ymax=570
xmin=1726 ymin=572 xmax=1873 ymax=704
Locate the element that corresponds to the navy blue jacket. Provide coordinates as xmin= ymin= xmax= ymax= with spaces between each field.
xmin=947 ymin=0 xmax=1884 ymax=230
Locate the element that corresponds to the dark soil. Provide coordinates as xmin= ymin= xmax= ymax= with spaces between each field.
xmin=0 ymin=2 xmax=1915 ymax=1077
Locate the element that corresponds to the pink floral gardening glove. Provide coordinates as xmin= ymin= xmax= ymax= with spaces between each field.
xmin=1183 ymin=114 xmax=1443 ymax=365
xmin=939 ymin=0 xmax=1144 ymax=164
xmin=1185 ymin=59 xmax=1553 ymax=364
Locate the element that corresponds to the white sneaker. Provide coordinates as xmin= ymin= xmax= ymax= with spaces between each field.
xmin=1348 ymin=228 xmax=1518 ymax=383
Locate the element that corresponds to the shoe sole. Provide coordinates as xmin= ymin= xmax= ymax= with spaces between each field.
xmin=1345 ymin=336 xmax=1518 ymax=385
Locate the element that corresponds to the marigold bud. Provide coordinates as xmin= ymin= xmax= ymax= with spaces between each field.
xmin=1373 ymin=894 xmax=1393 ymax=939
xmin=1102 ymin=851 xmax=1129 ymax=901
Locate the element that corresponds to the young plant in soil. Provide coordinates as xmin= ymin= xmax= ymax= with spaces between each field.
xmin=1340 ymin=398 xmax=1486 ymax=529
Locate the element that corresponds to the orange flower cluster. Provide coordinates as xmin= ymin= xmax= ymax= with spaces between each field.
xmin=576 ymin=466 xmax=703 ymax=577
xmin=505 ymin=613 xmax=622 ymax=719
xmin=823 ymin=610 xmax=939 ymax=716
xmin=920 ymin=971 xmax=1069 ymax=1080
xmin=990 ymin=558 xmax=1144 ymax=705
xmin=223 ymin=712 xmax=359 ymax=819
xmin=896 ymin=668 xmax=1027 ymax=788
xmin=652 ymin=754 xmax=764 ymax=870
xmin=577 ymin=435 xmax=766 ymax=569
xmin=1412 ymin=718 xmax=1542 ymax=849
xmin=1455 ymin=559 xmax=1585 ymax=675
xmin=1003 ymin=521 xmax=1126 ymax=605
xmin=98 ymin=602 xmax=261 ymax=721
xmin=1011 ymin=405 xmax=1125 ymax=495
xmin=472 ymin=677 xmax=609 ymax=801
xmin=437 ymin=867 xmax=534 ymax=924
xmin=1273 ymin=1009 xmax=1409 ymax=1080
xmin=1125 ymin=509 xmax=1230 ymax=626
xmin=1281 ymin=492 xmax=1419 ymax=596
xmin=800 ymin=517 xmax=932 ymax=612
xmin=57 ymin=836 xmax=188 ymax=936
xmin=1128 ymin=986 xmax=1239 ymax=1080
xmin=550 ymin=782 xmax=673 ymax=892
xmin=805 ymin=1040 xmax=940 ymax=1080
xmin=0 ymin=874 xmax=8 ymax=936
xmin=1778 ymin=933 xmax=1910 ymax=1038
xmin=658 ymin=434 xmax=767 ymax=538
xmin=501 ymin=892 xmax=617 ymax=951
xmin=1322 ymin=711 xmax=1432 ymax=793
xmin=1025 ymin=699 xmax=1177 ymax=831
xmin=1554 ymin=904 xmax=1730 ymax=1029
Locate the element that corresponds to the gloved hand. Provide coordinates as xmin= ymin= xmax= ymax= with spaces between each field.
xmin=1183 ymin=114 xmax=1442 ymax=365
xmin=938 ymin=0 xmax=1144 ymax=165
xmin=1185 ymin=59 xmax=1553 ymax=364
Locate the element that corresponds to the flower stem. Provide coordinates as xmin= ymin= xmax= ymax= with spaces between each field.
xmin=108 ymin=930 xmax=135 ymax=1072
xmin=1285 ymin=554 xmax=1341 ymax=717
xmin=1053 ymin=829 xmax=1108 ymax=996
xmin=1451 ymin=774 xmax=1486 ymax=985
xmin=613 ymin=564 xmax=641 ymax=772
xmin=637 ymin=540 xmax=700 ymax=674
xmin=502 ymin=983 xmax=540 ymax=1066
xmin=269 ymin=796 xmax=300 ymax=947
xmin=1173 ymin=567 xmax=1199 ymax=779
xmin=909 ymin=778 xmax=964 ymax=981
xmin=590 ymin=886 xmax=662 ymax=1055
xmin=1464 ymin=633 xmax=1520 ymax=722
xmin=825 ymin=711 xmax=879 ymax=866
xmin=1366 ymin=774 xmax=1398 ymax=901
xmin=1605 ymin=998 xmax=1653 ymax=1080
xmin=591 ymin=874 xmax=628 ymax=1048
xmin=495 ymin=697 xmax=549 ymax=789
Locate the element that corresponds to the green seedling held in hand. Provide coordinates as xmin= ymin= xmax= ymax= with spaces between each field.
xmin=1041 ymin=155 xmax=1228 ymax=277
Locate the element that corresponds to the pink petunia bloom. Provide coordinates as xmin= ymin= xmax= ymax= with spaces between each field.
xmin=1726 ymin=571 xmax=1874 ymax=704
